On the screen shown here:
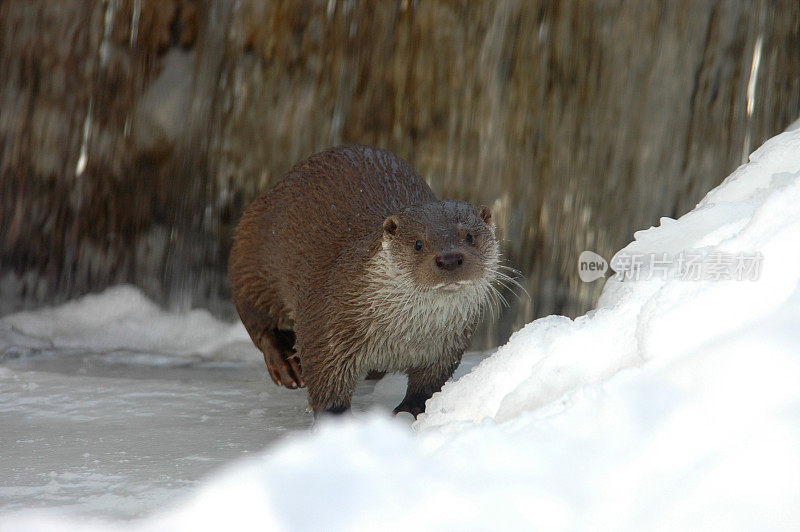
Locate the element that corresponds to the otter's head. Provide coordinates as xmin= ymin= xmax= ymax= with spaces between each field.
xmin=381 ymin=201 xmax=499 ymax=291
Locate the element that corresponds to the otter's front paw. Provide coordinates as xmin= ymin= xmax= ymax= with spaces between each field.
xmin=312 ymin=404 xmax=351 ymax=420
xmin=393 ymin=401 xmax=425 ymax=418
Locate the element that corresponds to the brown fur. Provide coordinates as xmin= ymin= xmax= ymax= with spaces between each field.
xmin=229 ymin=145 xmax=498 ymax=417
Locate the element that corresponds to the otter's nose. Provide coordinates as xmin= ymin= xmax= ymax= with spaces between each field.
xmin=435 ymin=253 xmax=464 ymax=271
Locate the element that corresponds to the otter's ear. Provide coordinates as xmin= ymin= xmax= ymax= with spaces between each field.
xmin=479 ymin=205 xmax=493 ymax=226
xmin=383 ymin=215 xmax=400 ymax=237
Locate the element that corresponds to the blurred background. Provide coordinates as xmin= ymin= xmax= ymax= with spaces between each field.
xmin=1 ymin=0 xmax=798 ymax=348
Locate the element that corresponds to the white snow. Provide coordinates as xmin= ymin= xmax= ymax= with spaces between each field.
xmin=2 ymin=127 xmax=800 ymax=530
xmin=0 ymin=286 xmax=252 ymax=359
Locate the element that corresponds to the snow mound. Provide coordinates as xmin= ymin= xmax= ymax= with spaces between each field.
xmin=419 ymin=127 xmax=800 ymax=430
xmin=0 ymin=285 xmax=257 ymax=360
xmin=3 ymin=128 xmax=800 ymax=530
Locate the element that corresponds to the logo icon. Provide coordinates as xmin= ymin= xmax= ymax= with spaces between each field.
xmin=578 ymin=250 xmax=608 ymax=282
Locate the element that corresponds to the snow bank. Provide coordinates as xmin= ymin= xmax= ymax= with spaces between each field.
xmin=3 ymin=128 xmax=800 ymax=530
xmin=0 ymin=286 xmax=257 ymax=360
xmin=419 ymin=126 xmax=800 ymax=430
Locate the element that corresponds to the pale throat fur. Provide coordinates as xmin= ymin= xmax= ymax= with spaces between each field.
xmin=321 ymin=232 xmax=500 ymax=375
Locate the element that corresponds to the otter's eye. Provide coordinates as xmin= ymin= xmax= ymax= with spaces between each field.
xmin=414 ymin=240 xmax=423 ymax=251
xmin=465 ymin=233 xmax=474 ymax=244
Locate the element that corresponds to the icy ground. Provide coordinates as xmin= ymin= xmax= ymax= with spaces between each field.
xmin=0 ymin=291 xmax=486 ymax=519
xmin=3 ymin=126 xmax=800 ymax=530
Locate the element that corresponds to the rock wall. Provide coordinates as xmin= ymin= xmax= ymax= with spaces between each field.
xmin=2 ymin=0 xmax=798 ymax=346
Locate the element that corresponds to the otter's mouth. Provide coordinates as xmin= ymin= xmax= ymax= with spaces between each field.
xmin=433 ymin=280 xmax=475 ymax=291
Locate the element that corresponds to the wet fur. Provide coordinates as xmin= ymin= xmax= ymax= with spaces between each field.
xmin=229 ymin=145 xmax=498 ymax=416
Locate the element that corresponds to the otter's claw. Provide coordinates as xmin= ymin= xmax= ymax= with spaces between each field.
xmin=393 ymin=402 xmax=425 ymax=418
xmin=265 ymin=353 xmax=304 ymax=389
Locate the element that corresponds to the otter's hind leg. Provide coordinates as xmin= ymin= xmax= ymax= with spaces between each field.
xmin=236 ymin=302 xmax=304 ymax=389
xmin=259 ymin=328 xmax=304 ymax=389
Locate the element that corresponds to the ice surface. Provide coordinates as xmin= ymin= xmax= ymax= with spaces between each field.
xmin=0 ymin=349 xmax=310 ymax=519
xmin=3 ymin=128 xmax=800 ymax=530
xmin=0 ymin=297 xmax=482 ymax=521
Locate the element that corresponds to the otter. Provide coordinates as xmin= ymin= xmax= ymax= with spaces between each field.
xmin=229 ymin=145 xmax=500 ymax=417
